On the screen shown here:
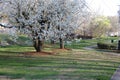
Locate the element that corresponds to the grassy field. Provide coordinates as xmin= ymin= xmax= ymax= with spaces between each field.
xmin=0 ymin=35 xmax=120 ymax=80
xmin=0 ymin=45 xmax=120 ymax=80
xmin=65 ymin=37 xmax=119 ymax=49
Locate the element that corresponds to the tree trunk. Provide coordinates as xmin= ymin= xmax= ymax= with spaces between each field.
xmin=33 ymin=38 xmax=43 ymax=52
xmin=118 ymin=40 xmax=120 ymax=50
xmin=51 ymin=39 xmax=55 ymax=44
xmin=59 ymin=38 xmax=64 ymax=49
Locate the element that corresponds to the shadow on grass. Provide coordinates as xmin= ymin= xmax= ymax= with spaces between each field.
xmin=0 ymin=51 xmax=21 ymax=54
xmin=0 ymin=49 xmax=119 ymax=79
xmin=96 ymin=49 xmax=120 ymax=54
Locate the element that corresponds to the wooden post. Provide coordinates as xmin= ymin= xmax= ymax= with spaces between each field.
xmin=118 ymin=40 xmax=120 ymax=50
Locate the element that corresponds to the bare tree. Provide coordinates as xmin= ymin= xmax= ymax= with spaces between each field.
xmin=107 ymin=16 xmax=119 ymax=36
xmin=89 ymin=16 xmax=111 ymax=37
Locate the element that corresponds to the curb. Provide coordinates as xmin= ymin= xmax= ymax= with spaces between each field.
xmin=111 ymin=66 xmax=120 ymax=80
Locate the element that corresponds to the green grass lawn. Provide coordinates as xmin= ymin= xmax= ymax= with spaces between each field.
xmin=64 ymin=37 xmax=119 ymax=49
xmin=0 ymin=45 xmax=120 ymax=80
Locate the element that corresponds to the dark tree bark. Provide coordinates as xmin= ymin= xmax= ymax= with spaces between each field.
xmin=118 ymin=40 xmax=120 ymax=50
xmin=33 ymin=38 xmax=43 ymax=52
xmin=50 ymin=39 xmax=55 ymax=44
xmin=59 ymin=38 xmax=64 ymax=49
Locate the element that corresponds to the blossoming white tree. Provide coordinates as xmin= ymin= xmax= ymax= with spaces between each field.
xmin=0 ymin=0 xmax=88 ymax=52
xmin=47 ymin=0 xmax=89 ymax=49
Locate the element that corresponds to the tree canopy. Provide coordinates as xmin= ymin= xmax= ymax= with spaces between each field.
xmin=89 ymin=16 xmax=111 ymax=37
xmin=0 ymin=0 xmax=89 ymax=51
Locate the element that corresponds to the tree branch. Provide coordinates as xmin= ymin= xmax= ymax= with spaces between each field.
xmin=0 ymin=23 xmax=12 ymax=28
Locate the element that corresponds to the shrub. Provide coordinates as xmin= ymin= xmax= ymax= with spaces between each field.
xmin=5 ymin=38 xmax=17 ymax=45
xmin=97 ymin=42 xmax=117 ymax=50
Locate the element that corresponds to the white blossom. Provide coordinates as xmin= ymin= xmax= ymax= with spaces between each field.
xmin=0 ymin=0 xmax=88 ymax=42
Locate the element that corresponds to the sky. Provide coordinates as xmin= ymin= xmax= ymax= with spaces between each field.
xmin=86 ymin=0 xmax=120 ymax=16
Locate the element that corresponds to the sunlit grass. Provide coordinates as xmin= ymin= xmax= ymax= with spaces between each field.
xmin=0 ymin=45 xmax=120 ymax=80
xmin=64 ymin=37 xmax=119 ymax=49
xmin=0 ymin=36 xmax=120 ymax=80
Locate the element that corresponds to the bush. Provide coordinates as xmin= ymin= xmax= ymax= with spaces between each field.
xmin=5 ymin=38 xmax=17 ymax=45
xmin=97 ymin=42 xmax=117 ymax=50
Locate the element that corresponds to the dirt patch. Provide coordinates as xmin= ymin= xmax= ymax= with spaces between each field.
xmin=22 ymin=51 xmax=55 ymax=57
xmin=43 ymin=44 xmax=52 ymax=48
xmin=53 ymin=48 xmax=71 ymax=51
xmin=21 ymin=48 xmax=71 ymax=57
xmin=52 ymin=48 xmax=71 ymax=53
xmin=0 ymin=76 xmax=24 ymax=80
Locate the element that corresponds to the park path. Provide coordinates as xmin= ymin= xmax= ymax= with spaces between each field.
xmin=84 ymin=45 xmax=120 ymax=56
xmin=111 ymin=66 xmax=120 ymax=80
xmin=83 ymin=45 xmax=97 ymax=50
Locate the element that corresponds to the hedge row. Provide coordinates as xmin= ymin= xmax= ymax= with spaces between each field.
xmin=97 ymin=42 xmax=117 ymax=50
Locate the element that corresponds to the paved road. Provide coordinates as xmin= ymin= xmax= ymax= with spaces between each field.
xmin=111 ymin=66 xmax=120 ymax=80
